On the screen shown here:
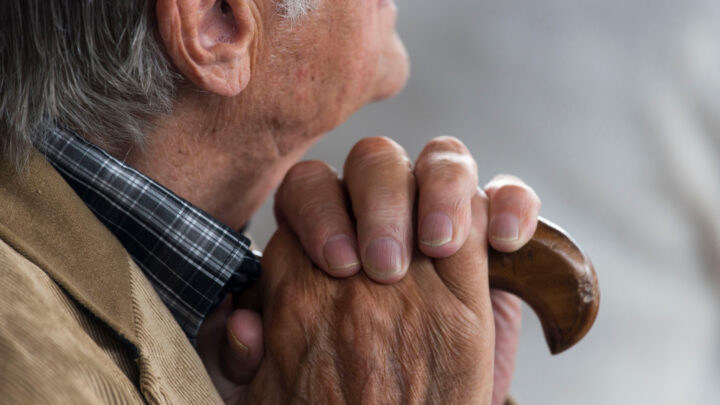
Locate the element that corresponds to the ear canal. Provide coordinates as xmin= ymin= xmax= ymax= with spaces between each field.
xmin=221 ymin=0 xmax=232 ymax=15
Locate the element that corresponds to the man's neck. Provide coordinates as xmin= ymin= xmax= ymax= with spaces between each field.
xmin=123 ymin=95 xmax=318 ymax=230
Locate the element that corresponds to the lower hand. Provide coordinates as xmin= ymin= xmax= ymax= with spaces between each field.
xmin=233 ymin=190 xmax=496 ymax=403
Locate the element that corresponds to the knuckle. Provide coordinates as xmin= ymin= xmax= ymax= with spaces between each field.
xmin=283 ymin=160 xmax=336 ymax=187
xmin=494 ymin=183 xmax=534 ymax=203
xmin=427 ymin=135 xmax=469 ymax=154
xmin=485 ymin=176 xmax=541 ymax=213
xmin=420 ymin=163 xmax=474 ymax=190
xmin=297 ymin=200 xmax=348 ymax=232
xmin=416 ymin=152 xmax=477 ymax=183
xmin=491 ymin=184 xmax=542 ymax=217
xmin=277 ymin=161 xmax=341 ymax=221
xmin=485 ymin=173 xmax=526 ymax=191
xmin=352 ymin=136 xmax=404 ymax=155
xmin=346 ymin=136 xmax=410 ymax=170
xmin=417 ymin=169 xmax=476 ymax=215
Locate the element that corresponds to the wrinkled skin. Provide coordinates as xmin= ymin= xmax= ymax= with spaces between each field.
xmin=237 ymin=192 xmax=494 ymax=404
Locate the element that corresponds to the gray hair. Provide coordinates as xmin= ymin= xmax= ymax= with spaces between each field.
xmin=0 ymin=0 xmax=177 ymax=169
xmin=0 ymin=0 xmax=315 ymax=169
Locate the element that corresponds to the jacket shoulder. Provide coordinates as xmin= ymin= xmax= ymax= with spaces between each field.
xmin=0 ymin=238 xmax=145 ymax=404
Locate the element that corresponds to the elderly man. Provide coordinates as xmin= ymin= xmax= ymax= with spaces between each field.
xmin=0 ymin=0 xmax=541 ymax=404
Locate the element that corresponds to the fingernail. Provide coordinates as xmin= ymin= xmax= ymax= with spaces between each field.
xmin=365 ymin=238 xmax=403 ymax=278
xmin=490 ymin=213 xmax=520 ymax=242
xmin=323 ymin=235 xmax=360 ymax=272
xmin=228 ymin=329 xmax=250 ymax=361
xmin=419 ymin=211 xmax=453 ymax=247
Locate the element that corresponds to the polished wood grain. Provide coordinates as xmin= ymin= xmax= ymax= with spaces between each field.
xmin=489 ymin=217 xmax=600 ymax=354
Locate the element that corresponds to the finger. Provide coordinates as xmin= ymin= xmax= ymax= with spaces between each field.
xmin=433 ymin=188 xmax=491 ymax=316
xmin=275 ymin=161 xmax=361 ymax=278
xmin=220 ymin=309 xmax=264 ymax=384
xmin=196 ymin=296 xmax=233 ymax=378
xmin=414 ymin=136 xmax=478 ymax=258
xmin=484 ymin=175 xmax=541 ymax=252
xmin=343 ymin=136 xmax=415 ymax=283
xmin=196 ymin=296 xmax=263 ymax=391
xmin=260 ymin=226 xmax=336 ymax=381
xmin=490 ymin=290 xmax=522 ymax=405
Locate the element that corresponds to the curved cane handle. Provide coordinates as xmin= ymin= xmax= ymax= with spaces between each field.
xmin=488 ymin=217 xmax=600 ymax=354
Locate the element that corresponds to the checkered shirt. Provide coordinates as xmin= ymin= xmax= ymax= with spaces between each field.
xmin=37 ymin=128 xmax=261 ymax=343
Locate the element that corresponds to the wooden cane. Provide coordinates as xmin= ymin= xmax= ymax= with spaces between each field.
xmin=488 ymin=217 xmax=599 ymax=354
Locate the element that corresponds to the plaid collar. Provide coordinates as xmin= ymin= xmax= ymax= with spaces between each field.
xmin=37 ymin=129 xmax=261 ymax=343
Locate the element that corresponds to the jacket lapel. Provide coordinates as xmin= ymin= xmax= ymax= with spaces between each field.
xmin=0 ymin=150 xmax=138 ymax=348
xmin=0 ymin=149 xmax=223 ymax=404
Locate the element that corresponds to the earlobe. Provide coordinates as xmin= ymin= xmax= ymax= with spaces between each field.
xmin=156 ymin=0 xmax=256 ymax=97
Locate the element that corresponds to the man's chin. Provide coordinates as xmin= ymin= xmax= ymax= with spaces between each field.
xmin=373 ymin=79 xmax=409 ymax=104
xmin=372 ymin=37 xmax=410 ymax=102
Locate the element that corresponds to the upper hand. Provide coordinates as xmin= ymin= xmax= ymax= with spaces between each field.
xmin=274 ymin=136 xmax=541 ymax=283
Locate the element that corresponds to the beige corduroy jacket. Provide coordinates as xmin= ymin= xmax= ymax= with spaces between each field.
xmin=0 ymin=150 xmax=223 ymax=404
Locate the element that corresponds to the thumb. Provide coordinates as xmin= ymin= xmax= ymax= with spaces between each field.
xmin=197 ymin=296 xmax=264 ymax=396
xmin=221 ymin=309 xmax=264 ymax=384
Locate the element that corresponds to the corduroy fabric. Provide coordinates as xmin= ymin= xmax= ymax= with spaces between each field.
xmin=0 ymin=150 xmax=222 ymax=404
xmin=0 ymin=239 xmax=145 ymax=404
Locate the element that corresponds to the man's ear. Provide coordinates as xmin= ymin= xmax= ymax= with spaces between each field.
xmin=157 ymin=0 xmax=256 ymax=97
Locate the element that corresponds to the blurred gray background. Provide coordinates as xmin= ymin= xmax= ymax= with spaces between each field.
xmin=250 ymin=0 xmax=720 ymax=403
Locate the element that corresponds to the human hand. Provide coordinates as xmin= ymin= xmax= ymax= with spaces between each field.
xmin=241 ymin=190 xmax=496 ymax=404
xmin=199 ymin=136 xmax=541 ymax=404
xmin=274 ymin=136 xmax=541 ymax=283
xmin=274 ymin=137 xmax=539 ymax=404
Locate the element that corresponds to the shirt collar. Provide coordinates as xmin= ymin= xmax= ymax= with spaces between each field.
xmin=37 ymin=128 xmax=261 ymax=342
